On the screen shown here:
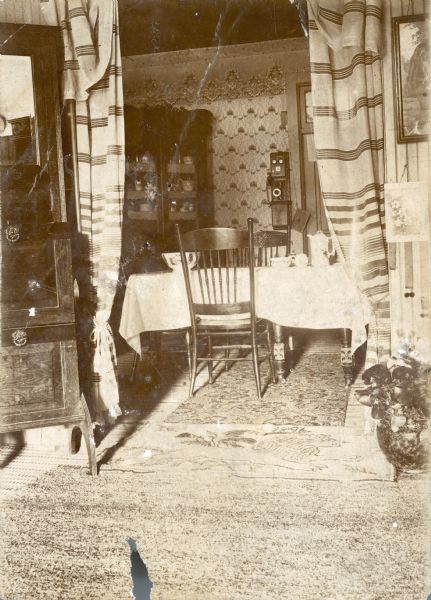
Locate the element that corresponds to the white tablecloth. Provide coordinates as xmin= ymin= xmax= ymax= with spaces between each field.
xmin=119 ymin=264 xmax=371 ymax=355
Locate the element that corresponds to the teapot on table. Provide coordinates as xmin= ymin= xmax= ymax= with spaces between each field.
xmin=307 ymin=231 xmax=336 ymax=267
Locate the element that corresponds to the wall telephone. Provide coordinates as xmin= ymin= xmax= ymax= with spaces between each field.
xmin=266 ymin=151 xmax=292 ymax=232
xmin=265 ymin=151 xmax=311 ymax=250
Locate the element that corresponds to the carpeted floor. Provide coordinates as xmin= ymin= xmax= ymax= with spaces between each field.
xmin=0 ymin=465 xmax=429 ymax=600
xmin=165 ymin=353 xmax=348 ymax=426
xmin=1 ymin=332 xmax=428 ymax=599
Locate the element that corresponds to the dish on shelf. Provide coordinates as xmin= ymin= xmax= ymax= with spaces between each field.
xmin=182 ymin=180 xmax=194 ymax=192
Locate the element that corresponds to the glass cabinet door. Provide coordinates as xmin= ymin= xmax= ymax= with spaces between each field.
xmin=1 ymin=169 xmax=58 ymax=310
xmin=0 ymin=53 xmax=59 ymax=315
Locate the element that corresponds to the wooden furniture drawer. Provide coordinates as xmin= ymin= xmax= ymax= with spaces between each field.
xmin=0 ymin=338 xmax=80 ymax=428
xmin=1 ymin=323 xmax=75 ymax=347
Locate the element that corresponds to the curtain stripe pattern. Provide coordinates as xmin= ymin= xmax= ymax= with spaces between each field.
xmin=307 ymin=0 xmax=390 ymax=366
xmin=44 ymin=0 xmax=125 ymax=423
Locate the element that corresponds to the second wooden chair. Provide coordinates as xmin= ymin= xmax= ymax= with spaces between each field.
xmin=176 ymin=218 xmax=275 ymax=399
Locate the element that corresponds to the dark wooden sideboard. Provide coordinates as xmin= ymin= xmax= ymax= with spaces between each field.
xmin=0 ymin=23 xmax=96 ymax=475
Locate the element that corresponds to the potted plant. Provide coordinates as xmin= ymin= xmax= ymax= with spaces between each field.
xmin=356 ymin=352 xmax=430 ymax=480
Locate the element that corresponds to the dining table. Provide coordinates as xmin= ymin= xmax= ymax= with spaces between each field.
xmin=119 ymin=262 xmax=372 ymax=385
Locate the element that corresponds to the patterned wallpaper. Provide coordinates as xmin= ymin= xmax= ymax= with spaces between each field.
xmin=209 ymin=96 xmax=288 ymax=228
xmin=123 ymin=39 xmax=309 ymax=233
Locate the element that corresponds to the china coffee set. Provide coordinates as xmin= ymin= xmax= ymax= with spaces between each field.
xmin=162 ymin=232 xmax=335 ymax=271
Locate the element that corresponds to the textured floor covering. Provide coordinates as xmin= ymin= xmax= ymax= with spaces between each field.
xmin=0 ymin=465 xmax=429 ymax=600
xmin=1 ymin=332 xmax=428 ymax=600
xmin=165 ymin=353 xmax=348 ymax=425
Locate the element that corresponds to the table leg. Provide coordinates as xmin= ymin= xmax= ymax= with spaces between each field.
xmin=130 ymin=333 xmax=162 ymax=386
xmin=146 ymin=332 xmax=163 ymax=385
xmin=272 ymin=323 xmax=286 ymax=382
xmin=130 ymin=351 xmax=139 ymax=383
xmin=341 ymin=328 xmax=353 ymax=387
xmin=130 ymin=332 xmax=143 ymax=383
xmin=287 ymin=333 xmax=294 ymax=372
xmin=150 ymin=331 xmax=162 ymax=362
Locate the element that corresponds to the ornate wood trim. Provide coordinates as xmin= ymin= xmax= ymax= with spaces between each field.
xmin=124 ymin=39 xmax=310 ymax=108
xmin=127 ymin=66 xmax=287 ymax=107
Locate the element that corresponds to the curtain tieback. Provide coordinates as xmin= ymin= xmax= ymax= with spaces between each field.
xmin=90 ymin=318 xmax=117 ymax=374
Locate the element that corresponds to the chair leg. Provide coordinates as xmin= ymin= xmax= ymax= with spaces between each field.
xmin=208 ymin=335 xmax=214 ymax=384
xmin=251 ymin=327 xmax=262 ymax=399
xmin=79 ymin=394 xmax=97 ymax=476
xmin=224 ymin=333 xmax=229 ymax=371
xmin=189 ymin=330 xmax=198 ymax=398
xmin=266 ymin=326 xmax=276 ymax=384
xmin=185 ymin=329 xmax=192 ymax=379
xmin=130 ymin=351 xmax=139 ymax=383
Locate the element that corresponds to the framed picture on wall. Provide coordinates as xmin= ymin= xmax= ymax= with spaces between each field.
xmin=384 ymin=181 xmax=429 ymax=242
xmin=297 ymin=82 xmax=313 ymax=134
xmin=393 ymin=14 xmax=429 ymax=143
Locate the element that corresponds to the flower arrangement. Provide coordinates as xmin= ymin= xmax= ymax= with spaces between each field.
xmin=356 ymin=351 xmax=430 ymax=479
xmin=390 ymin=197 xmax=407 ymax=234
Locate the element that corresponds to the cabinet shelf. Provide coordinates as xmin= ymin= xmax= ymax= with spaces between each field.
xmin=127 ymin=164 xmax=156 ymax=173
xmin=127 ymin=209 xmax=159 ymax=221
xmin=127 ymin=189 xmax=159 ymax=199
xmin=167 ymin=164 xmax=195 ymax=175
xmin=167 ymin=190 xmax=197 ymax=200
xmin=168 ymin=211 xmax=197 ymax=221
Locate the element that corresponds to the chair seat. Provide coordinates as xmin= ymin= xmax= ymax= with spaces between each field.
xmin=196 ymin=315 xmax=252 ymax=330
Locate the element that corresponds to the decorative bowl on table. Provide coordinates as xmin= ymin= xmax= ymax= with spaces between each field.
xmin=270 ymin=255 xmax=297 ymax=267
xmin=162 ymin=252 xmax=198 ymax=271
xmin=271 ymin=253 xmax=309 ymax=267
xmin=295 ymin=253 xmax=309 ymax=267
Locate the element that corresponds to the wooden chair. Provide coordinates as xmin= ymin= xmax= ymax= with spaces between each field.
xmin=253 ymin=229 xmax=290 ymax=265
xmin=176 ymin=218 xmax=275 ymax=399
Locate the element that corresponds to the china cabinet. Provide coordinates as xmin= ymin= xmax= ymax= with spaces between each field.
xmin=0 ymin=24 xmax=96 ymax=475
xmin=124 ymin=105 xmax=213 ymax=253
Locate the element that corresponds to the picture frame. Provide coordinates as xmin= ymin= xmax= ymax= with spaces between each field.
xmin=296 ymin=82 xmax=313 ymax=134
xmin=392 ymin=14 xmax=429 ymax=143
xmin=384 ymin=181 xmax=430 ymax=242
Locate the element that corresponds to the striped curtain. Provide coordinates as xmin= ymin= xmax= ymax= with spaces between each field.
xmin=44 ymin=0 xmax=125 ymax=425
xmin=307 ymin=0 xmax=390 ymax=366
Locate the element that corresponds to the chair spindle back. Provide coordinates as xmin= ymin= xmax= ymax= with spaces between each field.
xmin=176 ymin=225 xmax=255 ymax=319
xmin=253 ymin=230 xmax=289 ymax=266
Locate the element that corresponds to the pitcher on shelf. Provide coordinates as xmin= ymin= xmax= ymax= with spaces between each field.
xmin=307 ymin=231 xmax=336 ymax=267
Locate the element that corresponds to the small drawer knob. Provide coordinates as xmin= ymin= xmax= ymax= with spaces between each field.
xmin=5 ymin=224 xmax=20 ymax=243
xmin=12 ymin=329 xmax=27 ymax=347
